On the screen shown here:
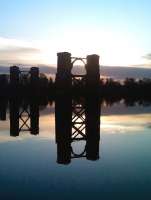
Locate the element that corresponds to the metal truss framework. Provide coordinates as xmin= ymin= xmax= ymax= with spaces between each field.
xmin=71 ymin=57 xmax=86 ymax=88
xmin=19 ymin=105 xmax=31 ymax=133
xmin=70 ymin=57 xmax=88 ymax=158
xmin=18 ymin=69 xmax=31 ymax=133
xmin=71 ymin=98 xmax=87 ymax=159
xmin=19 ymin=69 xmax=31 ymax=85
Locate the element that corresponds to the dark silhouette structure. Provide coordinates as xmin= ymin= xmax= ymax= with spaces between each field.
xmin=0 ymin=99 xmax=7 ymax=121
xmin=1 ymin=52 xmax=151 ymax=100
xmin=55 ymin=52 xmax=101 ymax=164
xmin=55 ymin=52 xmax=100 ymax=94
xmin=3 ymin=51 xmax=151 ymax=165
xmin=9 ymin=100 xmax=39 ymax=137
xmin=55 ymin=96 xmax=101 ymax=164
xmin=0 ymin=74 xmax=8 ymax=97
xmin=9 ymin=66 xmax=39 ymax=97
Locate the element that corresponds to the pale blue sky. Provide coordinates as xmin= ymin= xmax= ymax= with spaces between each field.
xmin=0 ymin=0 xmax=151 ymax=66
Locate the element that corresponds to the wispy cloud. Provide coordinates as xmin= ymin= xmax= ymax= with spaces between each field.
xmin=0 ymin=37 xmax=43 ymax=66
xmin=143 ymin=53 xmax=151 ymax=61
xmin=0 ymin=46 xmax=40 ymax=54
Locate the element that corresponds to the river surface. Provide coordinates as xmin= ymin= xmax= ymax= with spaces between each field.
xmin=0 ymin=101 xmax=151 ymax=199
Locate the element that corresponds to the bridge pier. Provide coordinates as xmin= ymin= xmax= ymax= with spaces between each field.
xmin=55 ymin=52 xmax=101 ymax=163
xmin=55 ymin=95 xmax=72 ymax=164
xmin=10 ymin=100 xmax=19 ymax=137
xmin=30 ymin=67 xmax=39 ymax=96
xmin=55 ymin=95 xmax=101 ymax=164
xmin=10 ymin=66 xmax=20 ymax=96
xmin=55 ymin=52 xmax=100 ymax=94
xmin=9 ymin=100 xmax=39 ymax=137
xmin=30 ymin=102 xmax=39 ymax=135
xmin=10 ymin=66 xmax=40 ymax=97
xmin=55 ymin=52 xmax=72 ymax=93
xmin=0 ymin=99 xmax=7 ymax=121
xmin=86 ymin=54 xmax=100 ymax=93
xmin=85 ymin=96 xmax=100 ymax=160
xmin=0 ymin=74 xmax=8 ymax=97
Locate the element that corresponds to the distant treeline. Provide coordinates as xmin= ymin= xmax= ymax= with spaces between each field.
xmin=1 ymin=73 xmax=151 ymax=100
xmin=99 ymin=77 xmax=151 ymax=97
xmin=0 ymin=73 xmax=54 ymax=98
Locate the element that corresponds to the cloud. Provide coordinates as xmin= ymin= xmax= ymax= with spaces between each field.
xmin=0 ymin=37 xmax=42 ymax=65
xmin=143 ymin=53 xmax=151 ymax=60
xmin=0 ymin=46 xmax=40 ymax=54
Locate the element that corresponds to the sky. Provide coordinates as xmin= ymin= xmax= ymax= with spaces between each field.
xmin=0 ymin=0 xmax=151 ymax=66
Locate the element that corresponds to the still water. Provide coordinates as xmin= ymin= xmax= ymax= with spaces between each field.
xmin=0 ymin=100 xmax=151 ymax=199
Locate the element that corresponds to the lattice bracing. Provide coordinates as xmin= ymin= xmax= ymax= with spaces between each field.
xmin=71 ymin=57 xmax=86 ymax=88
xmin=71 ymin=100 xmax=86 ymax=141
xmin=19 ymin=106 xmax=31 ymax=133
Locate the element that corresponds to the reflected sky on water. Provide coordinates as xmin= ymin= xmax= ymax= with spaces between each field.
xmin=0 ymin=102 xmax=151 ymax=199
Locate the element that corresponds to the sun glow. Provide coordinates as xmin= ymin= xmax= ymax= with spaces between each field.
xmin=37 ymin=29 xmax=144 ymax=66
xmin=0 ymin=30 xmax=145 ymax=67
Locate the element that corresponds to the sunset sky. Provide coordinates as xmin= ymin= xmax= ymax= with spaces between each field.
xmin=0 ymin=0 xmax=151 ymax=66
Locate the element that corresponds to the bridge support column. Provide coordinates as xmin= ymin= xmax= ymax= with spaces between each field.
xmin=10 ymin=66 xmax=20 ymax=96
xmin=55 ymin=95 xmax=72 ymax=164
xmin=0 ymin=75 xmax=8 ymax=97
xmin=9 ymin=100 xmax=19 ymax=137
xmin=55 ymin=52 xmax=72 ymax=93
xmin=30 ymin=67 xmax=39 ymax=95
xmin=85 ymin=96 xmax=100 ymax=160
xmin=10 ymin=66 xmax=20 ymax=85
xmin=0 ymin=99 xmax=7 ymax=121
xmin=85 ymin=54 xmax=100 ymax=93
xmin=30 ymin=102 xmax=39 ymax=135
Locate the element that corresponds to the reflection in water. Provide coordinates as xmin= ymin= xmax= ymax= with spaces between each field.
xmin=55 ymin=95 xmax=101 ymax=164
xmin=0 ymin=96 xmax=101 ymax=165
xmin=1 ymin=98 xmax=151 ymax=198
xmin=1 ymin=97 xmax=151 ymax=164
xmin=0 ymin=99 xmax=7 ymax=121
xmin=9 ymin=99 xmax=39 ymax=137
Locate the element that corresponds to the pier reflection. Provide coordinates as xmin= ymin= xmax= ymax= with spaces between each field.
xmin=0 ymin=96 xmax=101 ymax=165
xmin=55 ymin=95 xmax=101 ymax=164
xmin=2 ymin=96 xmax=151 ymax=165
xmin=9 ymin=99 xmax=39 ymax=137
xmin=0 ymin=99 xmax=7 ymax=121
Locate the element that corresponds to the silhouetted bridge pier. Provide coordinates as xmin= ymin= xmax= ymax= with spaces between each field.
xmin=55 ymin=52 xmax=100 ymax=94
xmin=54 ymin=52 xmax=101 ymax=164
xmin=0 ymin=52 xmax=101 ymax=164
xmin=0 ymin=94 xmax=101 ymax=165
xmin=0 ymin=51 xmax=100 ymax=97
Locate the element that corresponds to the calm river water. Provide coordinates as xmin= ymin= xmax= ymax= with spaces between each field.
xmin=0 ymin=101 xmax=151 ymax=199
